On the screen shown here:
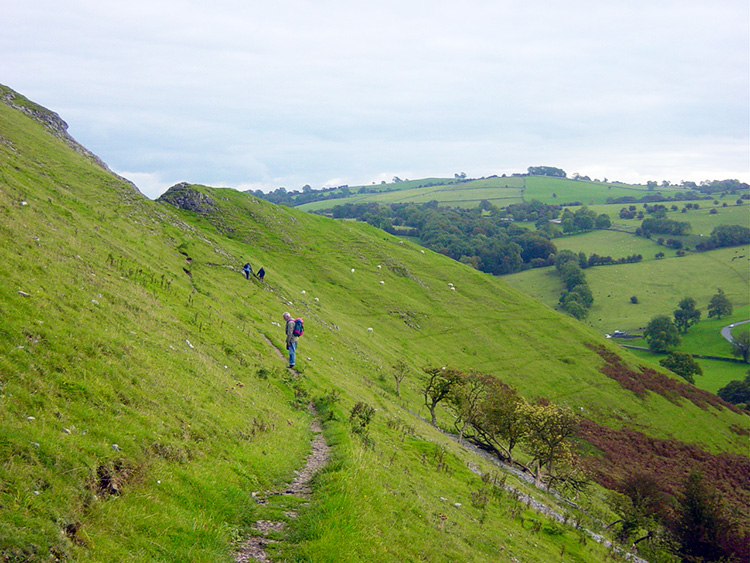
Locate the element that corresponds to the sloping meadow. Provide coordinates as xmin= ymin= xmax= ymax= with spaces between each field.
xmin=1 ymin=85 xmax=748 ymax=561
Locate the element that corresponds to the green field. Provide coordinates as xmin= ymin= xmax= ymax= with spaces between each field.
xmin=300 ymin=177 xmax=526 ymax=212
xmin=611 ymin=305 xmax=750 ymax=394
xmin=552 ymin=229 xmax=676 ymax=261
xmin=523 ymin=176 xmax=683 ymax=205
xmin=301 ymin=175 xmax=750 ymax=229
xmin=504 ymin=247 xmax=749 ymax=333
xmin=502 ymin=249 xmax=750 ymax=392
xmin=565 ymin=199 xmax=749 ymax=236
xmin=299 ymin=175 xmax=692 ymax=212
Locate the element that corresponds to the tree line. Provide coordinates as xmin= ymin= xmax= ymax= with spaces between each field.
xmin=414 ymin=364 xmax=585 ymax=494
xmin=325 ymin=201 xmax=615 ymax=277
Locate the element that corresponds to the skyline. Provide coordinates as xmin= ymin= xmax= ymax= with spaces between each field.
xmin=2 ymin=0 xmax=748 ymax=199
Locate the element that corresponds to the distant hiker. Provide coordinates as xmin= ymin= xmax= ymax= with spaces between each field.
xmin=242 ymin=263 xmax=252 ymax=279
xmin=257 ymin=267 xmax=265 ymax=281
xmin=283 ymin=312 xmax=302 ymax=369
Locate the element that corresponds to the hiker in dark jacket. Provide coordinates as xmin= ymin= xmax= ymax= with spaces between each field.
xmin=257 ymin=267 xmax=265 ymax=281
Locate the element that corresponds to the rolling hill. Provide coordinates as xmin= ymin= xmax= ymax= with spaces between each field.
xmin=292 ymin=175 xmax=689 ymax=212
xmin=1 ymin=84 xmax=748 ymax=562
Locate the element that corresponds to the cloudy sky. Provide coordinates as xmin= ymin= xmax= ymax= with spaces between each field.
xmin=2 ymin=0 xmax=748 ymax=199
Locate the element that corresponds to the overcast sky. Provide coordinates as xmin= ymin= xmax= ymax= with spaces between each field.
xmin=2 ymin=1 xmax=748 ymax=199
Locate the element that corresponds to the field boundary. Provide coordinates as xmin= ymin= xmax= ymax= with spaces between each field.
xmin=619 ymin=344 xmax=746 ymax=364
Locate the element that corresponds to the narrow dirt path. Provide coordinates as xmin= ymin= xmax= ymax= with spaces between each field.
xmin=234 ymin=404 xmax=329 ymax=563
xmin=234 ymin=336 xmax=330 ymax=562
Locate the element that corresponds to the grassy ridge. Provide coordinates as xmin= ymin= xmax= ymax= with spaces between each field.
xmin=1 ymin=85 xmax=748 ymax=561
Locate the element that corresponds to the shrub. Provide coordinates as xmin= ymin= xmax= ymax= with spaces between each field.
xmin=349 ymin=401 xmax=376 ymax=446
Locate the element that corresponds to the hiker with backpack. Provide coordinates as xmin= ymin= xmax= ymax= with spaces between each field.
xmin=283 ymin=312 xmax=303 ymax=369
xmin=242 ymin=262 xmax=252 ymax=280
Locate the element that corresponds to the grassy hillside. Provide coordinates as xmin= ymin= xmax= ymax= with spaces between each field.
xmin=1 ymin=85 xmax=749 ymax=562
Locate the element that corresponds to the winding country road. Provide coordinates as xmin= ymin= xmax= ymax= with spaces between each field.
xmin=720 ymin=319 xmax=750 ymax=343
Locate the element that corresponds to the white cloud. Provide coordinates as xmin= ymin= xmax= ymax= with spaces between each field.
xmin=1 ymin=0 xmax=747 ymax=199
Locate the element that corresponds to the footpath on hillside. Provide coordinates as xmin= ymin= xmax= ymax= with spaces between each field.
xmin=234 ymin=403 xmax=329 ymax=563
xmin=246 ymin=335 xmax=647 ymax=562
xmin=234 ymin=338 xmax=330 ymax=563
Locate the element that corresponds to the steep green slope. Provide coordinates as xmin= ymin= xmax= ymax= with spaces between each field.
xmin=0 ymin=87 xmax=316 ymax=561
xmin=1 ymin=86 xmax=748 ymax=562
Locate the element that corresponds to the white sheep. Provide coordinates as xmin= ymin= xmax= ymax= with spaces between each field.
xmin=367 ymin=327 xmax=373 ymax=333
xmin=379 ymin=281 xmax=385 ymax=285
xmin=301 ymin=290 xmax=306 ymax=294
xmin=350 ymin=268 xmax=355 ymax=273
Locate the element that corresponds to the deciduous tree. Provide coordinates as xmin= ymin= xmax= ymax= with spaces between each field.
xmin=673 ymin=297 xmax=701 ymax=334
xmin=446 ymin=371 xmax=488 ymax=443
xmin=391 ymin=360 xmax=410 ymax=397
xmin=707 ymin=288 xmax=733 ymax=319
xmin=717 ymin=373 xmax=750 ymax=405
xmin=522 ymin=401 xmax=578 ymax=485
xmin=609 ymin=472 xmax=669 ymax=545
xmin=422 ymin=366 xmax=463 ymax=427
xmin=659 ymin=351 xmax=703 ymax=384
xmin=643 ymin=315 xmax=681 ymax=353
xmin=669 ymin=471 xmax=736 ymax=562
xmin=470 ymin=378 xmax=527 ymax=464
xmin=730 ymin=330 xmax=750 ymax=363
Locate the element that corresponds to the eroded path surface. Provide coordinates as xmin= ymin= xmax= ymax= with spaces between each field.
xmin=234 ymin=405 xmax=329 ymax=563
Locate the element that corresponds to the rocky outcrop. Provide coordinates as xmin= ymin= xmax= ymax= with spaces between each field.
xmin=158 ymin=182 xmax=216 ymax=214
xmin=2 ymin=84 xmax=106 ymax=167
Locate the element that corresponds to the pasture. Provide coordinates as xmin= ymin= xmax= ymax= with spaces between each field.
xmin=565 ymin=199 xmax=749 ymax=237
xmin=300 ymin=175 xmax=699 ymax=212
xmin=551 ymin=229 xmax=674 ymax=261
xmin=502 ymin=246 xmax=750 ymax=336
xmin=299 ymin=176 xmax=526 ymax=211
xmin=523 ymin=177 xmax=670 ymax=205
xmin=623 ymin=347 xmax=748 ymax=394
xmin=502 ymin=254 xmax=749 ymax=395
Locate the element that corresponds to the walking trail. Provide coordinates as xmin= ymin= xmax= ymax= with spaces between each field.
xmin=236 ymin=335 xmax=647 ymax=562
xmin=234 ymin=338 xmax=330 ymax=562
xmin=234 ymin=406 xmax=329 ymax=562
